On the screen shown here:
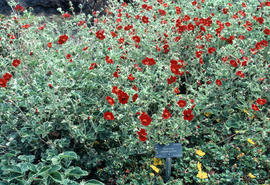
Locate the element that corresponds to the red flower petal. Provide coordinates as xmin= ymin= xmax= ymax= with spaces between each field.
xmin=104 ymin=112 xmax=115 ymax=120
xmin=139 ymin=112 xmax=152 ymax=126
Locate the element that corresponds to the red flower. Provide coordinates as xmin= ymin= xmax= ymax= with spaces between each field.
xmin=48 ymin=83 xmax=53 ymax=88
xmin=62 ymin=13 xmax=71 ymax=18
xmin=139 ymin=112 xmax=152 ymax=126
xmin=48 ymin=42 xmax=52 ymax=48
xmin=167 ymin=76 xmax=177 ymax=84
xmin=132 ymin=35 xmax=141 ymax=43
xmin=141 ymin=16 xmax=149 ymax=24
xmin=256 ymin=98 xmax=267 ymax=105
xmin=137 ymin=128 xmax=147 ymax=142
xmin=208 ymin=47 xmax=216 ymax=54
xmin=252 ymin=104 xmax=259 ymax=111
xmin=236 ymin=71 xmax=245 ymax=78
xmin=256 ymin=17 xmax=264 ymax=24
xmin=66 ymin=54 xmax=71 ymax=59
xmin=132 ymin=85 xmax=139 ymax=91
xmin=170 ymin=60 xmax=183 ymax=75
xmin=158 ymin=9 xmax=166 ymax=16
xmin=196 ymin=51 xmax=203 ymax=58
xmin=263 ymin=28 xmax=270 ymax=35
xmin=128 ymin=74 xmax=135 ymax=81
xmin=96 ymin=30 xmax=105 ymax=40
xmin=174 ymin=87 xmax=180 ymax=94
xmin=134 ymin=64 xmax=142 ymax=72
xmin=216 ymin=79 xmax=222 ymax=86
xmin=104 ymin=112 xmax=115 ymax=120
xmin=110 ymin=31 xmax=118 ymax=37
xmin=192 ymin=1 xmax=197 ymax=6
xmin=38 ymin=24 xmax=46 ymax=30
xmin=77 ymin=20 xmax=86 ymax=26
xmin=162 ymin=107 xmax=172 ymax=119
xmin=113 ymin=72 xmax=119 ymax=78
xmin=177 ymin=100 xmax=187 ymax=108
xmin=222 ymin=8 xmax=228 ymax=14
xmin=105 ymin=56 xmax=114 ymax=64
xmin=0 ymin=78 xmax=7 ymax=88
xmin=132 ymin=93 xmax=138 ymax=102
xmin=83 ymin=46 xmax=88 ymax=51
xmin=175 ymin=7 xmax=181 ymax=15
xmin=230 ymin=60 xmax=238 ymax=67
xmin=112 ymin=86 xmax=120 ymax=95
xmin=21 ymin=24 xmax=31 ymax=29
xmin=137 ymin=128 xmax=147 ymax=135
xmin=142 ymin=57 xmax=156 ymax=66
xmin=58 ymin=35 xmax=69 ymax=45
xmin=15 ymin=4 xmax=24 ymax=12
xmin=3 ymin=73 xmax=12 ymax=81
xmin=89 ymin=63 xmax=97 ymax=70
xmin=118 ymin=37 xmax=125 ymax=44
xmin=183 ymin=109 xmax=194 ymax=121
xmin=238 ymin=35 xmax=245 ymax=40
xmin=117 ymin=90 xmax=129 ymax=104
xmin=12 ymin=59 xmax=21 ymax=67
xmin=106 ymin=96 xmax=115 ymax=106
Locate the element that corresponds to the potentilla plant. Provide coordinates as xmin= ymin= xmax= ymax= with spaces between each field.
xmin=87 ymin=0 xmax=269 ymax=146
xmin=0 ymin=0 xmax=269 ymax=184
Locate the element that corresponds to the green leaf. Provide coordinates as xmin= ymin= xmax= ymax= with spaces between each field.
xmin=38 ymin=166 xmax=51 ymax=176
xmin=51 ymin=156 xmax=60 ymax=165
xmin=65 ymin=167 xmax=88 ymax=179
xmin=17 ymin=155 xmax=35 ymax=163
xmin=7 ymin=172 xmax=24 ymax=181
xmin=58 ymin=151 xmax=78 ymax=160
xmin=84 ymin=179 xmax=104 ymax=185
xmin=49 ymin=171 xmax=63 ymax=183
xmin=48 ymin=165 xmax=61 ymax=173
xmin=2 ymin=165 xmax=22 ymax=173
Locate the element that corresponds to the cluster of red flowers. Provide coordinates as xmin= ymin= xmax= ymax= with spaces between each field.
xmin=252 ymin=98 xmax=267 ymax=111
xmin=142 ymin=57 xmax=156 ymax=66
xmin=105 ymin=56 xmax=114 ymax=64
xmin=170 ymin=59 xmax=184 ymax=76
xmin=7 ymin=0 xmax=268 ymax=145
xmin=62 ymin=13 xmax=71 ymax=19
xmin=167 ymin=75 xmax=177 ymax=85
xmin=235 ymin=70 xmax=245 ymax=78
xmin=137 ymin=128 xmax=147 ymax=142
xmin=58 ymin=35 xmax=69 ymax=45
xmin=104 ymin=86 xmax=139 ymax=121
xmin=0 ymin=72 xmax=13 ymax=88
xmin=96 ymin=30 xmax=106 ymax=40
xmin=136 ymin=112 xmax=152 ymax=142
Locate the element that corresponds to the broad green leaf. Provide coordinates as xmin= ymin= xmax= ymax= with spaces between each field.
xmin=48 ymin=165 xmax=61 ymax=173
xmin=84 ymin=179 xmax=105 ymax=185
xmin=1 ymin=165 xmax=22 ymax=173
xmin=38 ymin=166 xmax=51 ymax=176
xmin=58 ymin=151 xmax=78 ymax=160
xmin=17 ymin=155 xmax=35 ymax=163
xmin=65 ymin=167 xmax=88 ymax=179
xmin=49 ymin=171 xmax=63 ymax=183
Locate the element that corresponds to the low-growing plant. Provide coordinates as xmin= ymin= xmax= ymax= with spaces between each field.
xmin=0 ymin=0 xmax=269 ymax=184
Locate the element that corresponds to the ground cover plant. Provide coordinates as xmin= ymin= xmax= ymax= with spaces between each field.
xmin=0 ymin=0 xmax=269 ymax=184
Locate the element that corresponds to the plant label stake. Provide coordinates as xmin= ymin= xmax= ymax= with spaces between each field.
xmin=155 ymin=143 xmax=182 ymax=183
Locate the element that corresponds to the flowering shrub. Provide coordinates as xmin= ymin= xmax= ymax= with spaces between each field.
xmin=0 ymin=0 xmax=269 ymax=184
